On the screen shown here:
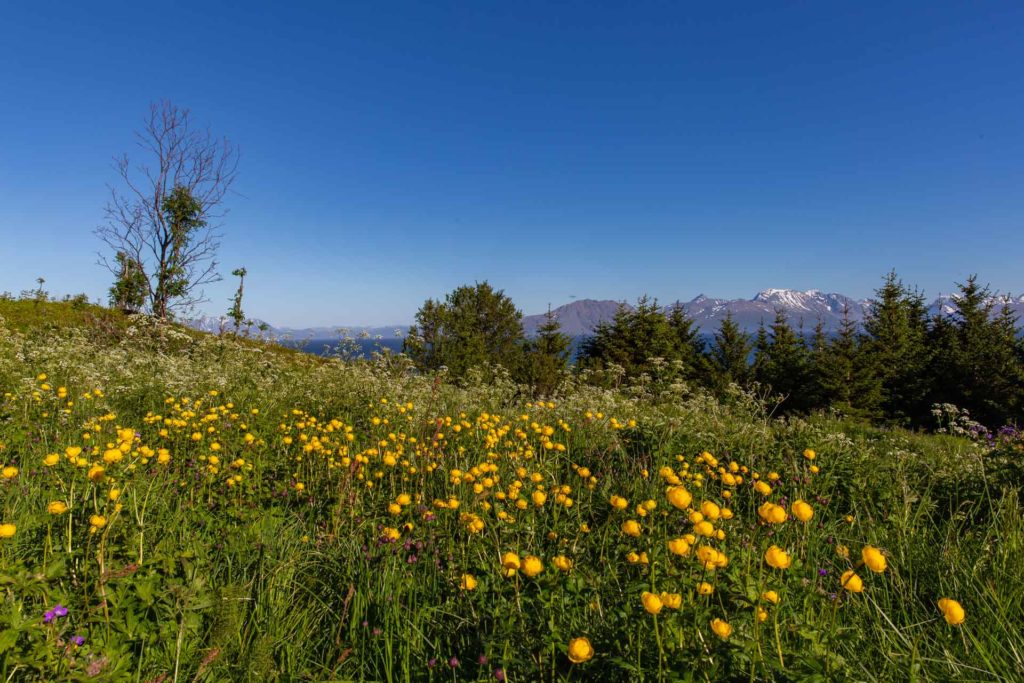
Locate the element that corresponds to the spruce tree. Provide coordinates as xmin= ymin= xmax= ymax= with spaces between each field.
xmin=522 ymin=307 xmax=572 ymax=396
xmin=816 ymin=304 xmax=882 ymax=418
xmin=709 ymin=312 xmax=752 ymax=394
xmin=862 ymin=271 xmax=932 ymax=424
xmin=755 ymin=310 xmax=814 ymax=412
xmin=928 ymin=276 xmax=1023 ymax=426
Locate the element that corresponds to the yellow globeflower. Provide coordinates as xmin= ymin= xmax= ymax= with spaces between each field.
xmin=660 ymin=592 xmax=682 ymax=609
xmin=761 ymin=590 xmax=779 ymax=604
xmin=522 ymin=555 xmax=544 ymax=578
xmin=621 ymin=520 xmax=642 ymax=537
xmin=840 ymin=570 xmax=864 ymax=593
xmin=756 ymin=607 xmax=769 ymax=622
xmin=667 ymin=537 xmax=691 ymax=556
xmin=459 ymin=574 xmax=478 ymax=591
xmin=2 ymin=466 xmax=18 ymax=479
xmin=862 ymin=546 xmax=887 ymax=573
xmin=803 ymin=448 xmax=816 ymax=460
xmin=609 ymin=495 xmax=629 ymax=510
xmin=553 ymin=555 xmax=573 ymax=572
xmin=102 ymin=449 xmax=123 ymax=464
xmin=697 ymin=582 xmax=714 ymax=595
xmin=754 ymin=480 xmax=772 ymax=496
xmin=937 ymin=598 xmax=965 ymax=625
xmin=89 ymin=515 xmax=107 ymax=531
xmin=791 ymin=500 xmax=814 ymax=522
xmin=764 ymin=545 xmax=792 ymax=570
xmin=700 ymin=500 xmax=721 ymax=520
xmin=47 ymin=501 xmax=68 ymax=515
xmin=43 ymin=453 xmax=60 ymax=467
xmin=641 ymin=591 xmax=664 ymax=615
xmin=0 ymin=523 xmax=16 ymax=538
xmin=501 ymin=552 xmax=521 ymax=571
xmin=666 ymin=486 xmax=692 ymax=510
xmin=567 ymin=637 xmax=594 ymax=664
xmin=87 ymin=465 xmax=106 ymax=483
xmin=710 ymin=618 xmax=733 ymax=640
xmin=757 ymin=502 xmax=787 ymax=524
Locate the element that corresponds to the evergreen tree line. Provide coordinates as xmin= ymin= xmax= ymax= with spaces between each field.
xmin=404 ymin=274 xmax=1024 ymax=428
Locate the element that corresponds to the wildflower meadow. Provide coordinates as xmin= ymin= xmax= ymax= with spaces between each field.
xmin=0 ymin=301 xmax=1022 ymax=681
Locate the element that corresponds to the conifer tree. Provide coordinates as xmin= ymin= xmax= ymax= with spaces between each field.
xmin=928 ymin=276 xmax=1023 ymax=426
xmin=522 ymin=307 xmax=572 ymax=396
xmin=754 ymin=310 xmax=814 ymax=412
xmin=816 ymin=304 xmax=882 ymax=418
xmin=709 ymin=312 xmax=752 ymax=394
xmin=862 ymin=271 xmax=932 ymax=424
xmin=404 ymin=282 xmax=525 ymax=379
xmin=666 ymin=303 xmax=710 ymax=381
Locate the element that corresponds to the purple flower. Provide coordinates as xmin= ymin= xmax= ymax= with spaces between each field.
xmin=71 ymin=635 xmax=85 ymax=646
xmin=43 ymin=604 xmax=68 ymax=624
xmin=449 ymin=656 xmax=460 ymax=668
xmin=818 ymin=568 xmax=828 ymax=577
xmin=478 ymin=654 xmax=488 ymax=665
xmin=428 ymin=658 xmax=437 ymax=669
xmin=495 ymin=668 xmax=506 ymax=681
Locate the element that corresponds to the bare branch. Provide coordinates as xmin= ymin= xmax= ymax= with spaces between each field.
xmin=95 ymin=100 xmax=238 ymax=319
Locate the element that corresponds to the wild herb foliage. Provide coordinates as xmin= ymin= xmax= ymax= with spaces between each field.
xmin=1 ymin=303 xmax=1022 ymax=681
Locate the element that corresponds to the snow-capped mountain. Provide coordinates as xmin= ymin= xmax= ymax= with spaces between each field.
xmin=186 ymin=288 xmax=1023 ymax=341
xmin=928 ymin=293 xmax=1024 ymax=319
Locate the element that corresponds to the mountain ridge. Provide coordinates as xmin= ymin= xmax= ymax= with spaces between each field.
xmin=187 ymin=289 xmax=1024 ymax=339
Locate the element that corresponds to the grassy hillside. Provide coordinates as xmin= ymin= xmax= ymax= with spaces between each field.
xmin=0 ymin=302 xmax=1021 ymax=681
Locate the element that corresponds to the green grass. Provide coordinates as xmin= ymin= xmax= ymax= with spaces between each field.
xmin=0 ymin=302 xmax=1021 ymax=681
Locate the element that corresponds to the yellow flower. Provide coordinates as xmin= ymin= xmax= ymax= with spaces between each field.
xmin=64 ymin=446 xmax=82 ymax=458
xmin=567 ymin=637 xmax=594 ymax=664
xmin=459 ymin=574 xmax=478 ymax=591
xmin=660 ymin=592 xmax=682 ymax=609
xmin=840 ymin=570 xmax=863 ymax=593
xmin=47 ymin=501 xmax=68 ymax=515
xmin=697 ymin=582 xmax=714 ymax=595
xmin=43 ymin=453 xmax=60 ymax=467
xmin=0 ymin=523 xmax=16 ymax=538
xmin=756 ymin=607 xmax=768 ymax=622
xmin=862 ymin=546 xmax=887 ymax=573
xmin=89 ymin=514 xmax=107 ymax=530
xmin=2 ymin=466 xmax=18 ymax=479
xmin=667 ymin=537 xmax=691 ymax=556
xmin=757 ymin=502 xmax=787 ymax=524
xmin=522 ymin=555 xmax=544 ymax=578
xmin=937 ymin=598 xmax=965 ymax=625
xmin=710 ymin=618 xmax=733 ymax=640
xmin=87 ymin=465 xmax=106 ymax=482
xmin=609 ymin=495 xmax=629 ymax=510
xmin=700 ymin=500 xmax=721 ymax=520
xmin=102 ymin=448 xmax=123 ymax=464
xmin=553 ymin=555 xmax=573 ymax=572
xmin=641 ymin=591 xmax=663 ymax=615
xmin=621 ymin=520 xmax=642 ymax=537
xmin=764 ymin=545 xmax=792 ymax=570
xmin=791 ymin=500 xmax=814 ymax=522
xmin=666 ymin=486 xmax=692 ymax=510
xmin=761 ymin=590 xmax=779 ymax=604
xmin=803 ymin=448 xmax=816 ymax=460
xmin=754 ymin=480 xmax=772 ymax=496
xmin=501 ymin=552 xmax=521 ymax=571
xmin=694 ymin=520 xmax=715 ymax=537
xmin=836 ymin=544 xmax=850 ymax=559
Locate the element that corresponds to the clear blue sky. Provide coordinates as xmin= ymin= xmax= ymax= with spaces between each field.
xmin=1 ymin=1 xmax=1022 ymax=326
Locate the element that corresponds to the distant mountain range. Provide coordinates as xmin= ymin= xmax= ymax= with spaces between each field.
xmin=187 ymin=289 xmax=1024 ymax=340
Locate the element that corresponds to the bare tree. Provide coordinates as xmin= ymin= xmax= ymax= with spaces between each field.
xmin=96 ymin=100 xmax=239 ymax=319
